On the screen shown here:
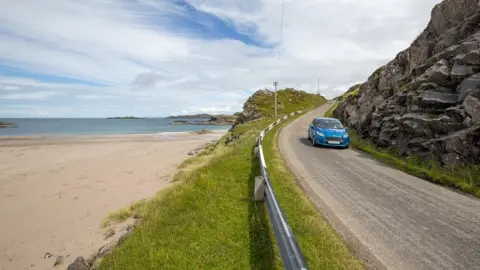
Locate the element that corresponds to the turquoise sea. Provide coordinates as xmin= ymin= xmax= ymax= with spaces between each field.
xmin=0 ymin=118 xmax=231 ymax=136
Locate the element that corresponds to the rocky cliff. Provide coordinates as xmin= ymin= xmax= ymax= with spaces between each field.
xmin=333 ymin=0 xmax=480 ymax=168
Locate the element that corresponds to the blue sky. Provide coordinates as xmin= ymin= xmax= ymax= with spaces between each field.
xmin=0 ymin=0 xmax=441 ymax=117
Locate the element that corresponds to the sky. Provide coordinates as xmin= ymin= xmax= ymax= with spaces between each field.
xmin=0 ymin=0 xmax=442 ymax=118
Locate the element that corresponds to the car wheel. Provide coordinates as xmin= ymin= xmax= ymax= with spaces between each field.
xmin=312 ymin=136 xmax=316 ymax=147
xmin=307 ymin=130 xmax=311 ymax=140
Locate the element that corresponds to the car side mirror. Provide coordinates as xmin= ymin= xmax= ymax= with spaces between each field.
xmin=345 ymin=127 xmax=349 ymax=131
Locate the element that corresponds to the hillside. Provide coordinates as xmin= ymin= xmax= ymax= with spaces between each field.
xmin=333 ymin=0 xmax=480 ymax=169
xmin=166 ymin=113 xmax=213 ymax=119
xmin=231 ymin=88 xmax=325 ymax=130
xmin=96 ymin=89 xmax=362 ymax=270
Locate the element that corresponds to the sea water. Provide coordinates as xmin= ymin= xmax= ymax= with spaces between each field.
xmin=0 ymin=118 xmax=231 ymax=136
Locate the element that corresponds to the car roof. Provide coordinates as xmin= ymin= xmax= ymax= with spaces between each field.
xmin=315 ymin=117 xmax=339 ymax=120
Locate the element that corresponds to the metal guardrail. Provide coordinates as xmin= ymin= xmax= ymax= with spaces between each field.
xmin=254 ymin=111 xmax=309 ymax=270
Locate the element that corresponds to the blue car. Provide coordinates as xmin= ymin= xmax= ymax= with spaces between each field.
xmin=307 ymin=117 xmax=350 ymax=148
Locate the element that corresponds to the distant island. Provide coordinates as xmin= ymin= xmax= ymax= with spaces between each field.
xmin=168 ymin=114 xmax=238 ymax=126
xmin=166 ymin=113 xmax=242 ymax=119
xmin=166 ymin=113 xmax=214 ymax=119
xmin=107 ymin=116 xmax=145 ymax=119
xmin=0 ymin=121 xmax=17 ymax=128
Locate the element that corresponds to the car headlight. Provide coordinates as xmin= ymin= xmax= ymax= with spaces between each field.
xmin=316 ymin=131 xmax=325 ymax=137
xmin=343 ymin=133 xmax=349 ymax=138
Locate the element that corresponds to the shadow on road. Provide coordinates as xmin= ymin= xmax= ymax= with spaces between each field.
xmin=247 ymin=147 xmax=275 ymax=269
xmin=298 ymin=137 xmax=348 ymax=150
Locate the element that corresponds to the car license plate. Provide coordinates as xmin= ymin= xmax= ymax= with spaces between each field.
xmin=328 ymin=141 xmax=341 ymax=145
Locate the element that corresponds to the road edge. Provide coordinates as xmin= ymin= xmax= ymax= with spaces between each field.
xmin=278 ymin=102 xmax=387 ymax=270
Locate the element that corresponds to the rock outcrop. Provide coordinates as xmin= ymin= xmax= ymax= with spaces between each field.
xmin=231 ymin=89 xmax=273 ymax=130
xmin=333 ymin=0 xmax=480 ymax=168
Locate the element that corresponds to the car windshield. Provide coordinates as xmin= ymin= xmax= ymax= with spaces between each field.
xmin=317 ymin=119 xmax=344 ymax=129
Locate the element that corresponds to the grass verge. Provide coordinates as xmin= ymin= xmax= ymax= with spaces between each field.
xmin=261 ymin=114 xmax=364 ymax=269
xmin=98 ymin=93 xmax=361 ymax=269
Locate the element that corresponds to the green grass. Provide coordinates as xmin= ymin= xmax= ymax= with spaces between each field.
xmin=261 ymin=115 xmax=364 ymax=269
xmin=324 ymin=102 xmax=338 ymax=118
xmin=252 ymin=88 xmax=326 ymax=118
xmin=102 ymin=200 xmax=150 ymax=228
xmin=98 ymin=90 xmax=360 ymax=269
xmin=347 ymin=130 xmax=480 ymax=197
xmin=325 ymin=86 xmax=360 ymax=118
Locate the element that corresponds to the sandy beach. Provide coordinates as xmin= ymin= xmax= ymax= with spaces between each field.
xmin=0 ymin=131 xmax=226 ymax=270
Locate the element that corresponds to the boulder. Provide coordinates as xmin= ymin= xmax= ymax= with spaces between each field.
xmin=421 ymin=60 xmax=451 ymax=86
xmin=462 ymin=95 xmax=480 ymax=124
xmin=450 ymin=63 xmax=480 ymax=83
xmin=445 ymin=106 xmax=467 ymax=122
xmin=420 ymin=91 xmax=458 ymax=109
xmin=457 ymin=73 xmax=480 ymax=101
xmin=397 ymin=92 xmax=408 ymax=105
xmin=417 ymin=83 xmax=453 ymax=93
xmin=462 ymin=49 xmax=480 ymax=65
xmin=67 ymin=257 xmax=90 ymax=270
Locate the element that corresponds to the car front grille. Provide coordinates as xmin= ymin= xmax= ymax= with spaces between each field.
xmin=326 ymin=137 xmax=342 ymax=142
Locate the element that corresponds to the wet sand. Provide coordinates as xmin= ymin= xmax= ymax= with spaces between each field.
xmin=0 ymin=131 xmax=226 ymax=270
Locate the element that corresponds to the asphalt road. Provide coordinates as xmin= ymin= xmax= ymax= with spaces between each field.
xmin=279 ymin=102 xmax=480 ymax=270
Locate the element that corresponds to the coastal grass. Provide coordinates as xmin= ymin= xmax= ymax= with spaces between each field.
xmin=99 ymin=118 xmax=282 ymax=270
xmin=252 ymin=88 xmax=326 ymax=117
xmin=98 ymin=91 xmax=361 ymax=269
xmin=102 ymin=200 xmax=150 ymax=228
xmin=347 ymin=130 xmax=480 ymax=197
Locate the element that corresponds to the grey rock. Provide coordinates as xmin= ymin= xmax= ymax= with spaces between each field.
xmin=413 ymin=60 xmax=451 ymax=87
xmin=460 ymin=49 xmax=480 ymax=65
xmin=457 ymin=73 xmax=480 ymax=101
xmin=420 ymin=91 xmax=458 ymax=109
xmin=378 ymin=127 xmax=399 ymax=146
xmin=450 ymin=63 xmax=479 ymax=83
xmin=445 ymin=106 xmax=467 ymax=122
xmin=104 ymin=229 xmax=115 ymax=240
xmin=417 ymin=83 xmax=453 ymax=93
xmin=67 ymin=257 xmax=90 ymax=270
xmin=441 ymin=153 xmax=463 ymax=168
xmin=397 ymin=92 xmax=408 ymax=105
xmin=188 ymin=151 xmax=194 ymax=156
xmin=333 ymin=1 xmax=480 ymax=168
xmin=53 ymin=256 xmax=64 ymax=267
xmin=464 ymin=117 xmax=473 ymax=127
xmin=462 ymin=95 xmax=480 ymax=124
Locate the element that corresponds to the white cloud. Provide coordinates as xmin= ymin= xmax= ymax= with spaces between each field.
xmin=74 ymin=94 xmax=118 ymax=100
xmin=0 ymin=0 xmax=442 ymax=117
xmin=0 ymin=91 xmax=57 ymax=100
xmin=199 ymin=106 xmax=233 ymax=114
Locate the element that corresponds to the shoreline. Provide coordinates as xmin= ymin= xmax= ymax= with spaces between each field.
xmin=0 ymin=129 xmax=230 ymax=139
xmin=0 ymin=131 xmax=226 ymax=269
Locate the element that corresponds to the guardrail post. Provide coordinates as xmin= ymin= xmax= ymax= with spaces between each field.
xmin=254 ymin=176 xmax=265 ymax=201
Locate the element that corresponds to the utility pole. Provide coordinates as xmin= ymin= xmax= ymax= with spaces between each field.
xmin=273 ymin=81 xmax=278 ymax=119
xmin=317 ymin=78 xmax=320 ymax=95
